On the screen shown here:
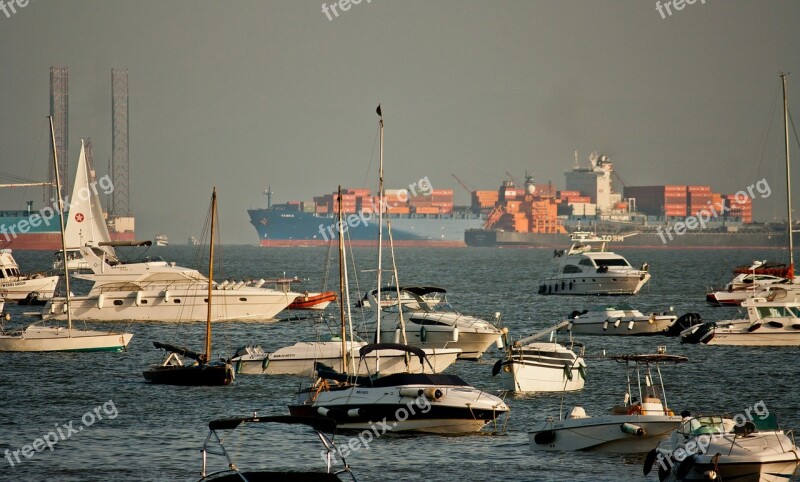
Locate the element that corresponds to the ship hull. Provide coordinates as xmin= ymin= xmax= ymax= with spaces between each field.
xmin=465 ymin=229 xmax=794 ymax=249
xmin=0 ymin=210 xmax=134 ymax=250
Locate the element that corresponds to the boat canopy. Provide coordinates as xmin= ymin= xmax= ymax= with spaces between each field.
xmin=369 ymin=372 xmax=470 ymax=388
xmin=152 ymin=341 xmax=205 ymax=363
xmin=607 ymin=353 xmax=688 ymax=364
xmin=358 ymin=343 xmax=427 ymax=362
xmin=208 ymin=415 xmax=338 ymax=433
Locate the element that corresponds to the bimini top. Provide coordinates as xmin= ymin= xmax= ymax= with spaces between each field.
xmin=359 ymin=343 xmax=427 ymax=363
xmin=208 ymin=415 xmax=337 ymax=433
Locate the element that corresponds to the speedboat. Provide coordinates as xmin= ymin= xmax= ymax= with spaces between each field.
xmin=706 ymin=260 xmax=791 ymax=306
xmin=0 ymin=249 xmax=58 ymax=301
xmin=493 ymin=322 xmax=586 ymax=392
xmin=538 ymin=231 xmax=650 ymax=296
xmin=288 ymin=343 xmax=509 ymax=434
xmin=528 ymin=350 xmax=686 ymax=453
xmin=198 ymin=415 xmax=357 ymax=481
xmin=358 ymin=286 xmax=503 ymax=359
xmin=229 ymin=336 xmax=460 ymax=376
xmin=564 ymin=303 xmax=701 ymax=336
xmin=682 ymin=297 xmax=800 ymax=346
xmin=647 ymin=414 xmax=800 ymax=481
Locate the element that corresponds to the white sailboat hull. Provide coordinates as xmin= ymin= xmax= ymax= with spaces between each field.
xmin=44 ymin=288 xmax=295 ymax=322
xmin=232 ymin=342 xmax=460 ymax=376
xmin=530 ymin=415 xmax=681 ymax=453
xmin=500 ymin=357 xmax=585 ymax=392
xmin=0 ymin=325 xmax=133 ymax=352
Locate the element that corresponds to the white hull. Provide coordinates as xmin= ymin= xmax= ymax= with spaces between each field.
xmin=232 ymin=342 xmax=460 ymax=376
xmin=375 ymin=328 xmax=499 ymax=359
xmin=44 ymin=288 xmax=295 ymax=322
xmin=334 ymin=417 xmax=490 ymax=434
xmin=568 ymin=317 xmax=674 ymax=336
xmin=676 ymin=457 xmax=800 ymax=482
xmin=0 ymin=325 xmax=133 ymax=352
xmin=540 ymin=273 xmax=650 ymax=295
xmin=0 ymin=276 xmax=58 ymax=300
xmin=500 ymin=358 xmax=585 ymax=392
xmin=708 ymin=330 xmax=800 ymax=346
xmin=530 ymin=415 xmax=681 ymax=453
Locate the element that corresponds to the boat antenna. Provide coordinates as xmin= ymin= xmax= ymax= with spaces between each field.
xmin=49 ymin=116 xmax=72 ymax=335
xmin=781 ymin=73 xmax=794 ymax=278
xmin=376 ymin=104 xmax=384 ymax=374
xmin=204 ymin=187 xmax=217 ymax=364
xmin=336 ymin=186 xmax=348 ymax=373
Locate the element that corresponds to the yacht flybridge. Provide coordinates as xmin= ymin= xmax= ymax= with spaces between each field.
xmin=538 ymin=232 xmax=650 ymax=296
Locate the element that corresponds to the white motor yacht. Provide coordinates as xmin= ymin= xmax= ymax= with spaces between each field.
xmin=358 ymin=286 xmax=503 ymax=359
xmin=0 ymin=249 xmax=58 ymax=301
xmin=288 ymin=343 xmax=509 ymax=434
xmin=538 ymin=232 xmax=650 ymax=296
xmin=682 ymin=297 xmax=800 ymax=346
xmin=647 ymin=414 xmax=800 ymax=481
xmin=528 ymin=351 xmax=686 ymax=453
xmin=706 ymin=260 xmax=791 ymax=306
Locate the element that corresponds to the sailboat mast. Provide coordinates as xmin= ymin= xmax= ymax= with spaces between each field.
xmin=376 ymin=104 xmax=384 ymax=373
xmin=205 ymin=188 xmax=217 ymax=363
xmin=336 ymin=186 xmax=347 ymax=373
xmin=49 ymin=116 xmax=73 ymax=333
xmin=782 ymin=73 xmax=794 ymax=276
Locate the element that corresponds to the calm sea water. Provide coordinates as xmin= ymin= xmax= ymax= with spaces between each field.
xmin=2 ymin=245 xmax=799 ymax=482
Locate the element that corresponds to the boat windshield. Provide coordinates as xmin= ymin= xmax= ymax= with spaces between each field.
xmin=756 ymin=305 xmax=800 ymax=319
xmin=590 ymin=302 xmax=634 ymax=312
xmin=594 ymin=258 xmax=630 ymax=267
xmin=679 ymin=416 xmax=727 ymax=436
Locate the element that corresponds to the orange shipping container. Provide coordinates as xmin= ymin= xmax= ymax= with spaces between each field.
xmin=387 ymin=206 xmax=410 ymax=214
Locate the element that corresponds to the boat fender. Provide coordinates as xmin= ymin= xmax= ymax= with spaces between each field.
xmin=614 ymin=318 xmax=621 ymax=328
xmin=62 ymin=302 xmax=68 ymax=314
xmin=620 ymin=422 xmax=645 ymax=436
xmin=347 ymin=408 xmax=362 ymax=418
xmin=420 ymin=326 xmax=427 ymax=342
xmin=424 ymin=387 xmax=443 ymax=400
xmin=135 ymin=291 xmax=143 ymax=306
xmin=627 ymin=320 xmax=635 ymax=331
xmin=563 ymin=363 xmax=573 ymax=381
xmin=97 ymin=293 xmax=105 ymax=309
xmin=675 ymin=455 xmax=696 ymax=480
xmin=768 ymin=320 xmax=785 ymax=328
xmin=533 ymin=429 xmax=556 ymax=445
xmin=643 ymin=449 xmax=658 ymax=476
xmin=491 ymin=359 xmax=503 ymax=377
xmin=399 ymin=388 xmax=424 ymax=398
xmin=163 ymin=290 xmax=171 ymax=303
xmin=578 ymin=364 xmax=587 ymax=380
xmin=657 ymin=455 xmax=672 ymax=482
xmin=253 ymin=279 xmax=266 ymax=288
xmin=747 ymin=323 xmax=762 ymax=332
xmin=393 ymin=329 xmax=401 ymax=344
xmin=603 ymin=320 xmax=609 ymax=331
xmin=570 ymin=310 xmax=582 ymax=319
xmin=317 ymin=407 xmax=331 ymax=417
xmin=495 ymin=335 xmax=503 ymax=349
xmin=452 ymin=327 xmax=459 ymax=342
xmin=792 ymin=323 xmax=800 ymax=330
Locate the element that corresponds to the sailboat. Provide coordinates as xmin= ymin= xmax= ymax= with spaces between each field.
xmin=0 ymin=119 xmax=133 ymax=352
xmin=142 ymin=188 xmax=234 ymax=386
xmin=52 ymin=141 xmax=120 ymax=272
xmin=287 ymin=107 xmax=506 ymax=434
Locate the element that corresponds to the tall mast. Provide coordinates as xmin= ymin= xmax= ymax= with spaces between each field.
xmin=336 ymin=186 xmax=347 ymax=373
xmin=376 ymin=104 xmax=384 ymax=373
xmin=50 ymin=116 xmax=72 ymax=333
xmin=204 ymin=188 xmax=217 ymax=363
xmin=782 ymin=73 xmax=794 ymax=277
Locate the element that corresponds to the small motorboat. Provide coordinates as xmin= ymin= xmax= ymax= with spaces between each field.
xmin=538 ymin=231 xmax=650 ymax=296
xmin=197 ymin=415 xmax=357 ymax=481
xmin=564 ymin=303 xmax=701 ymax=336
xmin=646 ymin=414 xmax=800 ymax=481
xmin=706 ymin=260 xmax=791 ymax=306
xmin=288 ymin=343 xmax=509 ymax=434
xmin=493 ymin=321 xmax=586 ymax=393
xmin=528 ymin=350 xmax=686 ymax=453
xmin=681 ymin=296 xmax=800 ymax=346
xmin=288 ymin=290 xmax=338 ymax=310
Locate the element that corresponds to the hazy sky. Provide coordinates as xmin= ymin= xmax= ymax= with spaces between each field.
xmin=1 ymin=1 xmax=799 ymax=244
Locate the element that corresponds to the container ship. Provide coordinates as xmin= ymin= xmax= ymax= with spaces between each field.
xmin=249 ymin=152 xmax=786 ymax=249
